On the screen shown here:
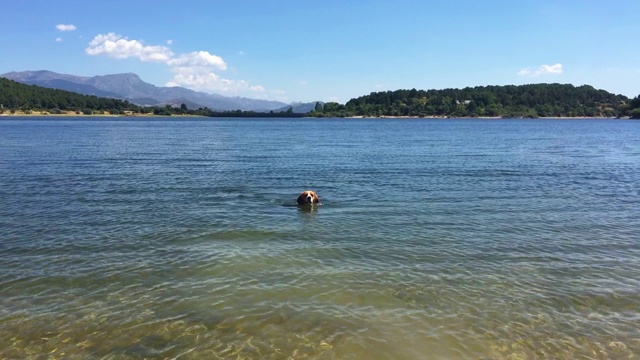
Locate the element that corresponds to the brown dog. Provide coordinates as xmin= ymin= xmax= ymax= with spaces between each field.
xmin=297 ymin=190 xmax=320 ymax=205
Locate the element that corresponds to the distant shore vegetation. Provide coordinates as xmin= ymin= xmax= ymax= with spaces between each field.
xmin=312 ymin=84 xmax=640 ymax=119
xmin=1 ymin=77 xmax=639 ymax=119
xmin=0 ymin=78 xmax=303 ymax=118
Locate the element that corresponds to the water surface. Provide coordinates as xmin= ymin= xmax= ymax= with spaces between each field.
xmin=1 ymin=117 xmax=639 ymax=359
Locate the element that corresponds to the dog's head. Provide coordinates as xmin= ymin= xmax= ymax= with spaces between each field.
xmin=297 ymin=190 xmax=320 ymax=205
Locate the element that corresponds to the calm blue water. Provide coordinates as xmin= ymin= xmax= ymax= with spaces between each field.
xmin=1 ymin=117 xmax=639 ymax=359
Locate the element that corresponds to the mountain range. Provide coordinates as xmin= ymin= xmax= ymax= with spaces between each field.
xmin=1 ymin=70 xmax=316 ymax=112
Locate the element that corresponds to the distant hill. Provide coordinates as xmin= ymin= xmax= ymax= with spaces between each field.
xmin=17 ymin=78 xmax=123 ymax=99
xmin=4 ymin=72 xmax=637 ymax=119
xmin=1 ymin=70 xmax=292 ymax=112
xmin=153 ymin=97 xmax=206 ymax=110
xmin=0 ymin=76 xmax=138 ymax=113
xmin=0 ymin=77 xmax=306 ymax=117
xmin=313 ymin=84 xmax=635 ymax=118
xmin=274 ymin=102 xmax=321 ymax=113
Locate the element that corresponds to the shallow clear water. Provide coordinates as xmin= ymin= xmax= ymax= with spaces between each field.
xmin=1 ymin=117 xmax=639 ymax=359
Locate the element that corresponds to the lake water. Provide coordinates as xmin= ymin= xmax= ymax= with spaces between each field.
xmin=1 ymin=117 xmax=639 ymax=359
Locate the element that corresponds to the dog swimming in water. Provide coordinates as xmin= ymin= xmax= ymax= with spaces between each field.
xmin=297 ymin=190 xmax=320 ymax=205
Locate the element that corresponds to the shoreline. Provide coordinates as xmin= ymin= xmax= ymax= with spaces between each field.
xmin=0 ymin=110 xmax=204 ymax=118
xmin=0 ymin=111 xmax=631 ymax=120
xmin=346 ymin=115 xmax=630 ymax=120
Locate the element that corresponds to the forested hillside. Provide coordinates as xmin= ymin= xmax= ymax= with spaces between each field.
xmin=0 ymin=77 xmax=139 ymax=114
xmin=313 ymin=84 xmax=639 ymax=118
xmin=2 ymin=76 xmax=639 ymax=118
xmin=0 ymin=77 xmax=214 ymax=116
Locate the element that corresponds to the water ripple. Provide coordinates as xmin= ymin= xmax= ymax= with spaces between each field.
xmin=1 ymin=118 xmax=639 ymax=359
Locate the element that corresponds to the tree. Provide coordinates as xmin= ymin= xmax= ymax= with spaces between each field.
xmin=328 ymin=83 xmax=629 ymax=118
xmin=0 ymin=78 xmax=143 ymax=114
xmin=466 ymin=100 xmax=477 ymax=116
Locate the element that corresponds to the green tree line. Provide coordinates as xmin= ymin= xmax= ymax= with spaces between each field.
xmin=2 ymin=77 xmax=639 ymax=118
xmin=312 ymin=84 xmax=640 ymax=119
xmin=0 ymin=77 xmax=142 ymax=114
xmin=0 ymin=78 xmax=303 ymax=117
xmin=0 ymin=78 xmax=212 ymax=116
xmin=629 ymin=96 xmax=640 ymax=119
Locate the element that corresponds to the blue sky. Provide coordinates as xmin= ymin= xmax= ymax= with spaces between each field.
xmin=1 ymin=0 xmax=638 ymax=103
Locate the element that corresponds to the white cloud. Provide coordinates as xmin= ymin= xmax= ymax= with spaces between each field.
xmin=86 ymin=32 xmax=273 ymax=97
xmin=166 ymin=66 xmax=263 ymax=94
xmin=56 ymin=24 xmax=76 ymax=31
xmin=55 ymin=37 xmax=63 ymax=42
xmin=164 ymin=52 xmax=253 ymax=94
xmin=85 ymin=33 xmax=174 ymax=62
xmin=168 ymin=51 xmax=227 ymax=70
xmin=166 ymin=39 xmax=173 ymax=45
xmin=518 ymin=63 xmax=563 ymax=77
